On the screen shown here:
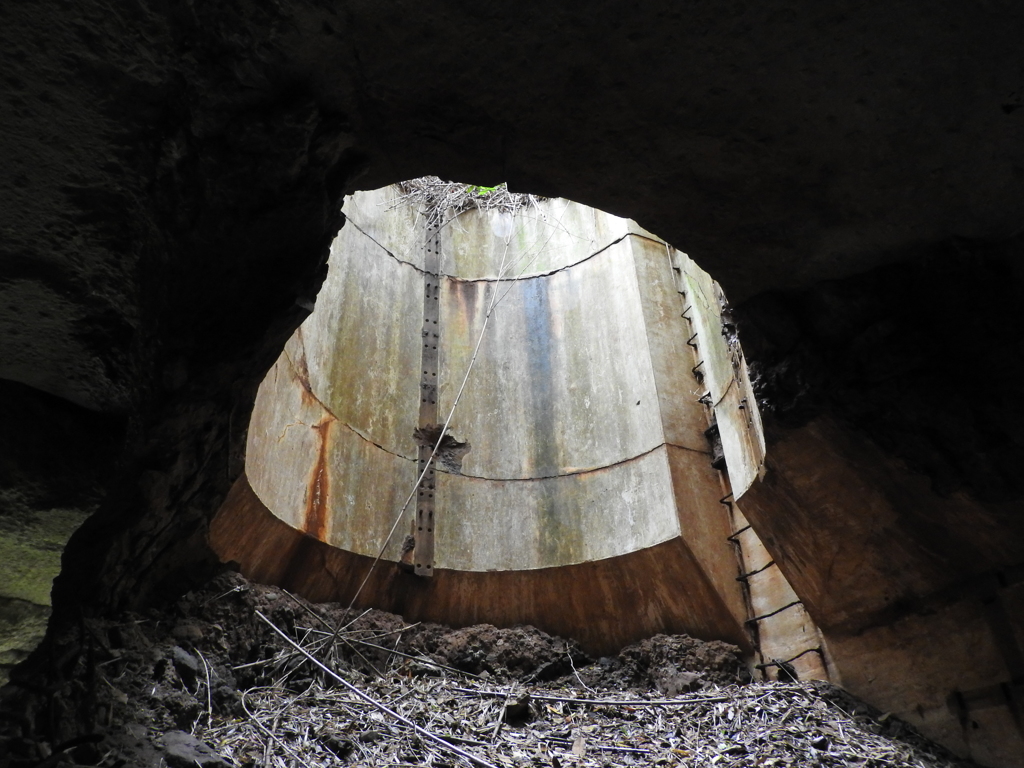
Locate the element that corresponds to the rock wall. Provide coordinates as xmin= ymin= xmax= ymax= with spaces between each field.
xmin=2 ymin=1 xmax=1023 ymax=763
xmin=735 ymin=245 xmax=1024 ymax=765
xmin=0 ymin=380 xmax=123 ymax=683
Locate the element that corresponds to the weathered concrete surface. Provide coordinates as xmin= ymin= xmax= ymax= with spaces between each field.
xmin=745 ymin=417 xmax=1024 ymax=632
xmin=243 ymin=195 xmax=725 ymax=571
xmin=729 ymin=506 xmax=830 ymax=683
xmin=630 ymin=237 xmax=712 ymax=453
xmin=665 ymin=445 xmax=749 ymax=633
xmin=303 ymin=228 xmax=424 ymax=459
xmin=678 ymin=252 xmax=766 ymax=497
xmin=248 ymin=333 xmax=686 ymax=570
xmin=824 ymin=596 xmax=1024 ymax=768
xmin=444 ymin=201 xmax=639 ymax=281
xmin=341 ymin=186 xmax=428 ymax=271
xmin=246 ymin=334 xmax=419 ymax=561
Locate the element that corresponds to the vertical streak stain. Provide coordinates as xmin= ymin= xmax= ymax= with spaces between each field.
xmin=304 ymin=416 xmax=334 ymax=541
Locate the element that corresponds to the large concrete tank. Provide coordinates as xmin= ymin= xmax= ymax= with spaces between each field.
xmin=212 ymin=185 xmax=773 ymax=655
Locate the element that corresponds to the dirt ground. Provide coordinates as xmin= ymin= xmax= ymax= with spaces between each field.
xmin=0 ymin=572 xmax=976 ymax=768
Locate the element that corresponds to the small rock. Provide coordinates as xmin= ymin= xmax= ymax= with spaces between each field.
xmin=163 ymin=730 xmax=231 ymax=768
xmin=172 ymin=622 xmax=204 ymax=644
xmin=156 ymin=690 xmax=202 ymax=730
xmin=317 ymin=727 xmax=353 ymax=758
xmin=171 ymin=646 xmax=200 ymax=686
xmin=656 ymin=669 xmax=702 ymax=696
xmin=503 ymin=694 xmax=533 ymax=725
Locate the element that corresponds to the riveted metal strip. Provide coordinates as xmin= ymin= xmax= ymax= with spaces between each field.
xmin=414 ymin=223 xmax=442 ymax=576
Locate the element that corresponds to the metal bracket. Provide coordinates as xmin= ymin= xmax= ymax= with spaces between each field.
xmin=413 ymin=223 xmax=442 ymax=577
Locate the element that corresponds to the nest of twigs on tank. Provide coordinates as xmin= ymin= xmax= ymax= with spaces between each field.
xmin=389 ymin=176 xmax=544 ymax=229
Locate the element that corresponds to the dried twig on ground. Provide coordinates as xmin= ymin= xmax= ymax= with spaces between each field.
xmin=193 ymin=609 xmax=973 ymax=768
xmin=256 ymin=610 xmax=501 ymax=768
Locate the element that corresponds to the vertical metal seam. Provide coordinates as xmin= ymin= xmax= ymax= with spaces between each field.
xmin=670 ymin=244 xmax=764 ymax=667
xmin=414 ymin=222 xmax=442 ymax=576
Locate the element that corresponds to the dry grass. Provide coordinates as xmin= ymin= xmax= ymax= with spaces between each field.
xmin=387 ymin=177 xmax=544 ymax=230
xmin=195 ymin=611 xmax=974 ymax=768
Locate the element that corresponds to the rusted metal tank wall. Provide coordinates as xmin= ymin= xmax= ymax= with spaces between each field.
xmin=438 ymin=237 xmax=663 ymax=481
xmin=246 ymin=210 xmax=422 ymax=562
xmin=234 ymin=185 xmax=784 ymax=651
xmin=211 ymin=473 xmax=752 ymax=655
xmin=248 ymin=190 xmax=709 ymax=571
xmin=674 ymin=249 xmax=765 ymax=498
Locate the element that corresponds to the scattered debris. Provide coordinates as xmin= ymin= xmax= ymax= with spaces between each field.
xmin=388 ymin=176 xmax=544 ymax=229
xmin=0 ymin=572 xmax=980 ymax=768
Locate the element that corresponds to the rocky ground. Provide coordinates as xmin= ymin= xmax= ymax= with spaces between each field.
xmin=0 ymin=572 xmax=978 ymax=768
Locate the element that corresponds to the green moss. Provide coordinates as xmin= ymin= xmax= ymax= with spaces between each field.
xmin=0 ymin=506 xmax=90 ymax=606
xmin=0 ymin=506 xmax=86 ymax=683
xmin=0 ymin=597 xmax=50 ymax=684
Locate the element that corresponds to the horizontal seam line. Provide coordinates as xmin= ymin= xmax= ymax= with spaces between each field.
xmin=270 ymin=364 xmax=707 ymax=480
xmin=344 ymin=216 xmax=648 ymax=283
xmin=456 ymin=442 xmax=671 ymax=481
xmin=281 ymin=347 xmax=400 ymax=459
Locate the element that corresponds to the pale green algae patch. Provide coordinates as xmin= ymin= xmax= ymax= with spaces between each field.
xmin=0 ymin=497 xmax=90 ymax=682
xmin=0 ymin=598 xmax=50 ymax=680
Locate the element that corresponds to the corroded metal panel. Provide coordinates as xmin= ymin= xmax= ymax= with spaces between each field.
xmin=439 ymin=238 xmax=663 ymax=480
xmin=246 ymin=330 xmax=418 ymax=562
xmin=300 ymin=221 xmax=424 ymax=459
xmin=679 ymin=253 xmax=765 ymax=497
xmin=629 ymin=236 xmax=713 ymax=453
xmin=210 ymin=475 xmax=748 ymax=655
xmin=341 ymin=185 xmax=427 ymax=270
xmin=665 ymin=444 xmax=748 ymax=630
xmin=435 ymin=446 xmax=680 ymax=571
xmin=246 ymin=343 xmax=326 ymax=534
xmin=445 ymin=198 xmax=633 ymax=280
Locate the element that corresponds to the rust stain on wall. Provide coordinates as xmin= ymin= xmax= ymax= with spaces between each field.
xmin=210 ymin=474 xmax=752 ymax=656
xmin=304 ymin=416 xmax=334 ymax=540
